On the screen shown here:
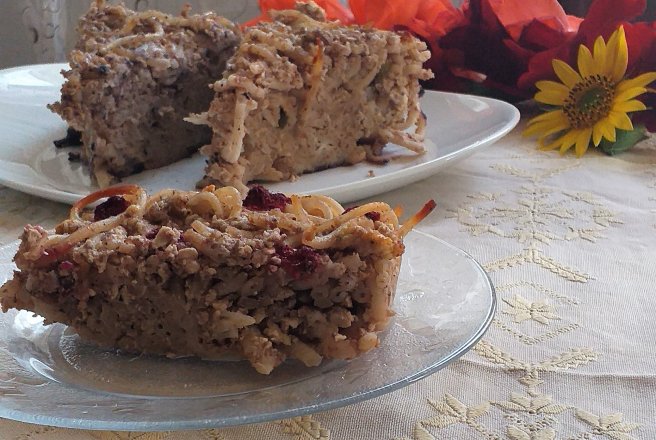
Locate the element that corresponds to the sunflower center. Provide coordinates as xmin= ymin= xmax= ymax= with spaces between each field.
xmin=563 ymin=74 xmax=615 ymax=129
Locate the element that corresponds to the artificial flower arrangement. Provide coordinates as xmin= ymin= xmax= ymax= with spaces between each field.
xmin=248 ymin=0 xmax=656 ymax=157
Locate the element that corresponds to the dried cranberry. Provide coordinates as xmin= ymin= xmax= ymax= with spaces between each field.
xmin=93 ymin=196 xmax=130 ymax=221
xmin=276 ymin=245 xmax=323 ymax=279
xmin=365 ymin=211 xmax=380 ymax=221
xmin=243 ymin=185 xmax=290 ymax=211
xmin=343 ymin=205 xmax=380 ymax=221
xmin=58 ymin=260 xmax=74 ymax=271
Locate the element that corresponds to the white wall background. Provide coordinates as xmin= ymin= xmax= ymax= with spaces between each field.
xmin=0 ymin=1 xmax=260 ymax=68
xmin=0 ymin=0 xmax=466 ymax=69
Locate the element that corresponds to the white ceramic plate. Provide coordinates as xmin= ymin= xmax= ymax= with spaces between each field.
xmin=0 ymin=230 xmax=495 ymax=431
xmin=0 ymin=63 xmax=520 ymax=204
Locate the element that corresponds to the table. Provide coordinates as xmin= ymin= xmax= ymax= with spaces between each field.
xmin=1 ymin=121 xmax=655 ymax=439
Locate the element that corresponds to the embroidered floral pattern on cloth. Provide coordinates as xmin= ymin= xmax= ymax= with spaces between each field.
xmin=0 ymin=125 xmax=655 ymax=439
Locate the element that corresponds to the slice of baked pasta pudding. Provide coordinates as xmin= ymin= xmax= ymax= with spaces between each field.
xmin=49 ymin=0 xmax=241 ymax=187
xmin=190 ymin=2 xmax=433 ymax=192
xmin=0 ymin=185 xmax=434 ymax=374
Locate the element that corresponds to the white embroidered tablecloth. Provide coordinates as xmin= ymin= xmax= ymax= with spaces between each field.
xmin=1 ymin=121 xmax=655 ymax=439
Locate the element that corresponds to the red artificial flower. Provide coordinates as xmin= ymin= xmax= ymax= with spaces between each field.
xmin=623 ymin=21 xmax=656 ymax=130
xmin=431 ymin=0 xmax=580 ymax=100
xmin=518 ymin=0 xmax=646 ymax=88
xmin=518 ymin=0 xmax=656 ymax=130
xmin=240 ymin=0 xmax=656 ymax=129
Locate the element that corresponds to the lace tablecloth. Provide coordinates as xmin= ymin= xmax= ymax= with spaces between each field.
xmin=1 ymin=122 xmax=655 ymax=439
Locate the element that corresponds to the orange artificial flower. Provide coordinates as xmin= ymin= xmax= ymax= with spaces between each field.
xmin=244 ymin=0 xmax=353 ymax=27
xmin=484 ymin=0 xmax=578 ymax=41
xmin=349 ymin=0 xmax=421 ymax=30
xmin=408 ymin=0 xmax=463 ymax=39
xmin=433 ymin=0 xmax=581 ymax=99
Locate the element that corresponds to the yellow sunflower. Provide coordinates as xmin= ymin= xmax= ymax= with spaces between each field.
xmin=524 ymin=26 xmax=656 ymax=157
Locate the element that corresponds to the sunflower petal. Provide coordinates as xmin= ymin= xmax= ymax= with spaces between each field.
xmin=538 ymin=140 xmax=559 ymax=151
xmin=599 ymin=121 xmax=617 ymax=142
xmin=574 ymin=128 xmax=592 ymax=157
xmin=608 ymin=110 xmax=634 ymax=131
xmin=528 ymin=121 xmax=568 ymax=140
xmin=537 ymin=125 xmax=569 ymax=141
xmin=578 ymin=44 xmax=595 ymax=78
xmin=536 ymin=80 xmax=571 ymax=96
xmin=524 ymin=122 xmax=560 ymax=138
xmin=611 ymin=26 xmax=628 ymax=82
xmin=552 ymin=59 xmax=582 ymax=88
xmin=539 ymin=132 xmax=566 ymax=150
xmin=559 ymin=130 xmax=580 ymax=155
xmin=540 ymin=130 xmax=576 ymax=152
xmin=535 ymin=90 xmax=567 ymax=105
xmin=524 ymin=111 xmax=569 ymax=138
xmin=592 ymin=35 xmax=607 ymax=76
xmin=592 ymin=122 xmax=604 ymax=146
xmin=613 ymin=99 xmax=647 ymax=113
xmin=604 ymin=29 xmax=619 ymax=78
xmin=614 ymin=87 xmax=647 ymax=104
xmin=526 ymin=109 xmax=567 ymax=126
xmin=523 ymin=122 xmax=551 ymax=137
xmin=616 ymin=72 xmax=656 ymax=93
xmin=525 ymin=124 xmax=565 ymax=139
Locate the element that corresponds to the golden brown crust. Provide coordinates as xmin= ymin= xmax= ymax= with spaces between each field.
xmin=0 ymin=186 xmax=430 ymax=374
xmin=49 ymin=1 xmax=241 ymax=186
xmin=192 ymin=5 xmax=433 ymax=191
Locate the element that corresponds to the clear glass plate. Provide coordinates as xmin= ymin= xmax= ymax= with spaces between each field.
xmin=0 ymin=230 xmax=495 ymax=431
xmin=0 ymin=63 xmax=519 ymax=205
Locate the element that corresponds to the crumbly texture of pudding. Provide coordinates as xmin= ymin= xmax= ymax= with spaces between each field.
xmin=49 ymin=0 xmax=241 ymax=187
xmin=0 ymin=185 xmax=430 ymax=374
xmin=190 ymin=3 xmax=433 ymax=193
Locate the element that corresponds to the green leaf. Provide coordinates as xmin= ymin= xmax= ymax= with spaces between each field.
xmin=599 ymin=125 xmax=648 ymax=156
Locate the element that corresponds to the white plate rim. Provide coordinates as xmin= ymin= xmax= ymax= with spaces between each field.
xmin=0 ymin=63 xmax=520 ymax=205
xmin=0 ymin=230 xmax=496 ymax=431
